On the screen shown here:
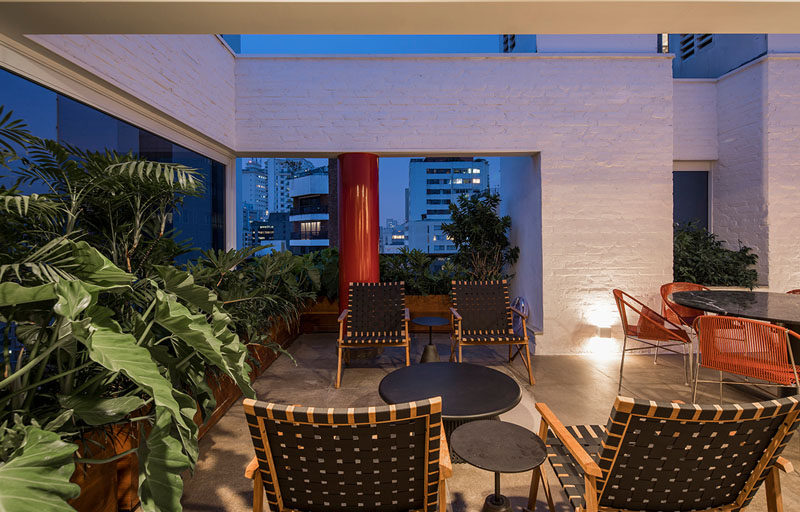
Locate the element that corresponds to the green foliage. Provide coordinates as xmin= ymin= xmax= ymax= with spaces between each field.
xmin=673 ymin=222 xmax=759 ymax=288
xmin=303 ymin=247 xmax=339 ymax=301
xmin=380 ymin=248 xmax=467 ymax=295
xmin=441 ymin=191 xmax=519 ymax=280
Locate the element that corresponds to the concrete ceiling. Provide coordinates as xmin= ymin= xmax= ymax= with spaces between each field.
xmin=2 ymin=1 xmax=800 ymax=35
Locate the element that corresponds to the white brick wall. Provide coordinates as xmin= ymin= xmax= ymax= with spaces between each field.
xmin=673 ymin=80 xmax=718 ymax=160
xmin=29 ymin=34 xmax=236 ymax=149
xmin=236 ymin=54 xmax=675 ymax=354
xmin=765 ymin=56 xmax=800 ymax=291
xmin=714 ymin=60 xmax=769 ymax=283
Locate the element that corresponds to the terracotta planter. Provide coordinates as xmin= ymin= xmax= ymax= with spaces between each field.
xmin=299 ymin=295 xmax=452 ymax=333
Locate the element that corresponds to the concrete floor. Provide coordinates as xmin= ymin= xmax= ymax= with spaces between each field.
xmin=182 ymin=333 xmax=800 ymax=511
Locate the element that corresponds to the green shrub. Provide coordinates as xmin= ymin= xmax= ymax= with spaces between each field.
xmin=380 ymin=248 xmax=467 ymax=295
xmin=673 ymin=222 xmax=759 ymax=288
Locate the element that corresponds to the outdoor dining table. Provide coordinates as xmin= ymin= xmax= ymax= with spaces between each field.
xmin=378 ymin=362 xmax=522 ymax=461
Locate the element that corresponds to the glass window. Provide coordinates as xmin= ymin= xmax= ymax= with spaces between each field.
xmin=673 ymin=170 xmax=709 ymax=229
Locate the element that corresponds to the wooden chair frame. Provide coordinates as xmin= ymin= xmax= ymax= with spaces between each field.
xmin=244 ymin=397 xmax=453 ymax=512
xmin=336 ymin=281 xmax=410 ymax=388
xmin=530 ymin=395 xmax=800 ymax=512
xmin=613 ymin=289 xmax=692 ymax=393
xmin=692 ymin=315 xmax=800 ymax=402
xmin=449 ymin=280 xmax=534 ymax=385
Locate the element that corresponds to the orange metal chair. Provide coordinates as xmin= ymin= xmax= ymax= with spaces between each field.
xmin=660 ymin=282 xmax=709 ymax=330
xmin=787 ymin=289 xmax=800 ymax=295
xmin=613 ymin=289 xmax=692 ymax=393
xmin=692 ymin=315 xmax=800 ymax=402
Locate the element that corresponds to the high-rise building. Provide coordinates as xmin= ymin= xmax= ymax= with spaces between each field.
xmin=288 ymin=165 xmax=330 ymax=254
xmin=380 ymin=220 xmax=408 ymax=254
xmin=265 ymin=158 xmax=316 ymax=214
xmin=407 ymin=157 xmax=489 ymax=253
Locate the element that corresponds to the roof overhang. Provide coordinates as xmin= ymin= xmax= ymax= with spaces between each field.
xmin=3 ymin=1 xmax=800 ymax=35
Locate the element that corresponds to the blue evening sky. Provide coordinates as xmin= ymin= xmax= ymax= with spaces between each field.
xmin=239 ymin=35 xmax=500 ymax=54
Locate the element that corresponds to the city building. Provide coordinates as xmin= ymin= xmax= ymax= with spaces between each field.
xmin=265 ymin=158 xmax=315 ymax=214
xmin=379 ymin=219 xmax=408 ymax=253
xmin=406 ymin=157 xmax=490 ymax=253
xmin=288 ymin=165 xmax=330 ymax=254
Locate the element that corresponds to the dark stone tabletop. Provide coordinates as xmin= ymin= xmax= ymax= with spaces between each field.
xmin=450 ymin=420 xmax=546 ymax=473
xmin=378 ymin=362 xmax=521 ymax=421
xmin=672 ymin=290 xmax=800 ymax=326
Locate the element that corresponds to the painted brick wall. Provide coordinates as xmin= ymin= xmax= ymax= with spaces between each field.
xmin=29 ymin=34 xmax=236 ymax=149
xmin=237 ymin=54 xmax=675 ymax=354
xmin=714 ymin=61 xmax=769 ymax=283
xmin=765 ymin=56 xmax=800 ymax=291
xmin=673 ymin=79 xmax=718 ymax=160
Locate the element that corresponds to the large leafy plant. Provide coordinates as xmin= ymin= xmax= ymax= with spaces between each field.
xmin=380 ymin=248 xmax=466 ymax=295
xmin=673 ymin=222 xmax=759 ymax=288
xmin=441 ymin=191 xmax=519 ymax=280
xmin=0 ymin=107 xmax=255 ymax=512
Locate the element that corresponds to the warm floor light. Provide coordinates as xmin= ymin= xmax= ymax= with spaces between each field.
xmin=586 ymin=336 xmax=620 ymax=361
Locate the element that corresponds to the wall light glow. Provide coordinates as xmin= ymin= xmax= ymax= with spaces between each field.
xmin=586 ymin=336 xmax=621 ymax=360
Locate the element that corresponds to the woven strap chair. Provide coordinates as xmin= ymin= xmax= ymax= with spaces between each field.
xmin=336 ymin=281 xmax=410 ymax=388
xmin=660 ymin=281 xmax=709 ymax=330
xmin=692 ymin=315 xmax=800 ymax=402
xmin=529 ymin=395 xmax=800 ymax=512
xmin=613 ymin=289 xmax=692 ymax=392
xmin=243 ymin=397 xmax=452 ymax=512
xmin=449 ymin=279 xmax=534 ymax=385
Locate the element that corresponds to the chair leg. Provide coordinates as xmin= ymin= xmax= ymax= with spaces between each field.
xmin=683 ymin=342 xmax=691 ymax=387
xmin=653 ymin=340 xmax=659 ymax=365
xmin=253 ymin=472 xmax=264 ymax=512
xmin=524 ymin=342 xmax=535 ymax=385
xmin=719 ymin=370 xmax=724 ymax=403
xmin=458 ymin=344 xmax=463 ymax=363
xmin=449 ymin=336 xmax=456 ymax=362
xmin=405 ymin=344 xmax=410 ymax=366
xmin=691 ymin=356 xmax=700 ymax=402
xmin=766 ymin=466 xmax=784 ymax=512
xmin=336 ymin=346 xmax=343 ymax=389
xmin=509 ymin=344 xmax=513 ymax=363
xmin=438 ymin=478 xmax=448 ymax=512
xmin=617 ymin=335 xmax=628 ymax=394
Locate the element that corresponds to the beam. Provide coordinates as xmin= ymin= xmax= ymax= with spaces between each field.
xmin=3 ymin=1 xmax=800 ymax=36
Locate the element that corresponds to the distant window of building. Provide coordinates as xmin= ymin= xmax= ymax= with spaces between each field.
xmin=673 ymin=170 xmax=709 ymax=229
xmin=426 ymin=168 xmax=451 ymax=174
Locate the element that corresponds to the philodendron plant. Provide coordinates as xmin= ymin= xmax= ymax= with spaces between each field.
xmin=0 ymin=107 xmax=255 ymax=512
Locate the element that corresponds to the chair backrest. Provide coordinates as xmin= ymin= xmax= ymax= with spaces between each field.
xmin=243 ymin=397 xmax=443 ymax=512
xmin=660 ymin=281 xmax=709 ymax=327
xmin=694 ymin=315 xmax=800 ymax=386
xmin=346 ymin=282 xmax=405 ymax=337
xmin=612 ymin=289 xmax=689 ymax=342
xmin=451 ymin=280 xmax=513 ymax=335
xmin=788 ymin=289 xmax=800 ymax=295
xmin=595 ymin=395 xmax=800 ymax=511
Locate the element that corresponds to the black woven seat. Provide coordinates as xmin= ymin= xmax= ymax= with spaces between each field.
xmin=450 ymin=280 xmax=534 ymax=384
xmin=336 ymin=282 xmax=410 ymax=387
xmin=243 ymin=397 xmax=452 ymax=512
xmin=530 ymin=395 xmax=800 ymax=512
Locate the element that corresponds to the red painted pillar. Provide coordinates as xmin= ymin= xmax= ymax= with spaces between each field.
xmin=337 ymin=153 xmax=380 ymax=311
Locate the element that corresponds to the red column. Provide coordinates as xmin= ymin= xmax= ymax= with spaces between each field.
xmin=337 ymin=153 xmax=380 ymax=311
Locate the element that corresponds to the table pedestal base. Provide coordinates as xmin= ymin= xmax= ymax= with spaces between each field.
xmin=481 ymin=494 xmax=511 ymax=512
xmin=420 ymin=343 xmax=440 ymax=363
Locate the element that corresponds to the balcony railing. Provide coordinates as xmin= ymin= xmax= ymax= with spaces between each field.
xmin=291 ymin=230 xmax=329 ymax=240
xmin=289 ymin=205 xmax=328 ymax=216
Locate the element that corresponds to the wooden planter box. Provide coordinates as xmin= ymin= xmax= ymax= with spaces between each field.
xmin=71 ymin=320 xmax=300 ymax=512
xmin=300 ymin=295 xmax=452 ymax=333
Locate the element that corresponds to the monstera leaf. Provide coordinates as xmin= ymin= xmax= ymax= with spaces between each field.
xmin=0 ymin=425 xmax=80 ymax=511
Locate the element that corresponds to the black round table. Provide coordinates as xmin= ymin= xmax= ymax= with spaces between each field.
xmin=379 ymin=362 xmax=522 ymax=461
xmin=412 ymin=316 xmax=450 ymax=363
xmin=451 ymin=420 xmax=546 ymax=512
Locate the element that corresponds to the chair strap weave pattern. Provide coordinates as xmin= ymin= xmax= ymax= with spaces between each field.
xmin=451 ymin=280 xmax=514 ymax=335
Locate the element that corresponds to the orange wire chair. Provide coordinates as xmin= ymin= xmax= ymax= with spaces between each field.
xmin=692 ymin=315 xmax=800 ymax=402
xmin=788 ymin=289 xmax=800 ymax=295
xmin=660 ymin=282 xmax=709 ymax=330
xmin=612 ymin=289 xmax=692 ymax=393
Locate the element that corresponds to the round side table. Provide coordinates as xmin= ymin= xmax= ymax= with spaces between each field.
xmin=451 ymin=420 xmax=546 ymax=512
xmin=412 ymin=316 xmax=450 ymax=363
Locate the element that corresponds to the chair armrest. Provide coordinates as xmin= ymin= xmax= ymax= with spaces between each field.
xmin=245 ymin=456 xmax=259 ymax=479
xmin=439 ymin=426 xmax=453 ymax=479
xmin=510 ymin=306 xmax=528 ymax=319
xmin=449 ymin=307 xmax=462 ymax=321
xmin=535 ymin=402 xmax=602 ymax=478
xmin=776 ymin=456 xmax=794 ymax=473
xmin=337 ymin=309 xmax=349 ymax=323
xmin=404 ymin=308 xmax=410 ymax=321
